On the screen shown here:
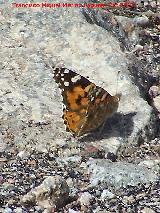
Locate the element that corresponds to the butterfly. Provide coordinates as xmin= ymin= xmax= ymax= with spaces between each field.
xmin=53 ymin=67 xmax=120 ymax=137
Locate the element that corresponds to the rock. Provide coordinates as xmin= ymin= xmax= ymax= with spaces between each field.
xmin=0 ymin=139 xmax=7 ymax=152
xmin=122 ymin=195 xmax=135 ymax=205
xmin=133 ymin=16 xmax=149 ymax=27
xmin=69 ymin=209 xmax=81 ymax=213
xmin=0 ymin=0 xmax=159 ymax=212
xmin=0 ymin=175 xmax=3 ymax=184
xmin=56 ymin=156 xmax=82 ymax=164
xmin=153 ymin=96 xmax=160 ymax=113
xmin=21 ymin=176 xmax=69 ymax=210
xmin=141 ymin=207 xmax=155 ymax=213
xmin=100 ymin=189 xmax=115 ymax=200
xmin=53 ymin=138 xmax=67 ymax=147
xmin=78 ymin=192 xmax=92 ymax=206
xmin=14 ymin=207 xmax=23 ymax=213
xmin=138 ymin=160 xmax=160 ymax=171
xmin=149 ymin=85 xmax=160 ymax=118
xmin=3 ymin=208 xmax=12 ymax=213
xmin=93 ymin=207 xmax=109 ymax=213
xmin=0 ymin=0 xmax=155 ymax=154
xmin=17 ymin=150 xmax=30 ymax=159
xmin=149 ymin=85 xmax=160 ymax=99
xmin=87 ymin=159 xmax=158 ymax=188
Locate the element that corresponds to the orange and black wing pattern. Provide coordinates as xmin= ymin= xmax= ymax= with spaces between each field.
xmin=53 ymin=67 xmax=95 ymax=136
xmin=53 ymin=67 xmax=120 ymax=136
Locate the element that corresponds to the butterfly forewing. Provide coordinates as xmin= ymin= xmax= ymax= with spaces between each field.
xmin=53 ymin=67 xmax=96 ymax=135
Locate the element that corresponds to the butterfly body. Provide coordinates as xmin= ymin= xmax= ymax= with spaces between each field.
xmin=53 ymin=67 xmax=120 ymax=136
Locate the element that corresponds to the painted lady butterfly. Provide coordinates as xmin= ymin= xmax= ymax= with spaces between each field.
xmin=53 ymin=67 xmax=120 ymax=137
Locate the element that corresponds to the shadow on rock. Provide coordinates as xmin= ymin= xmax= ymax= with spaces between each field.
xmin=79 ymin=112 xmax=136 ymax=142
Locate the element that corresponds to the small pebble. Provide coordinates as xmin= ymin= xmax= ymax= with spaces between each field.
xmin=141 ymin=207 xmax=155 ymax=213
xmin=78 ymin=192 xmax=92 ymax=206
xmin=69 ymin=209 xmax=81 ymax=213
xmin=100 ymin=189 xmax=115 ymax=201
xmin=14 ymin=207 xmax=23 ymax=213
xmin=17 ymin=150 xmax=30 ymax=159
xmin=133 ymin=16 xmax=149 ymax=26
xmin=4 ymin=208 xmax=12 ymax=213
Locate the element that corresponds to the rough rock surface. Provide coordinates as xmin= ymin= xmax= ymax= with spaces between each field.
xmin=0 ymin=0 xmax=155 ymax=154
xmin=21 ymin=176 xmax=69 ymax=210
xmin=88 ymin=159 xmax=159 ymax=188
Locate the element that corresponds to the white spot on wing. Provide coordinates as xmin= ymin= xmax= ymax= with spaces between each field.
xmin=91 ymin=96 xmax=95 ymax=102
xmin=64 ymin=81 xmax=69 ymax=87
xmin=64 ymin=69 xmax=69 ymax=73
xmin=71 ymin=75 xmax=81 ymax=83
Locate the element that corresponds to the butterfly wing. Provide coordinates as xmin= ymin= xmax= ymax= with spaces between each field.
xmin=82 ymin=86 xmax=120 ymax=134
xmin=53 ymin=67 xmax=95 ymax=136
xmin=73 ymin=85 xmax=120 ymax=136
xmin=53 ymin=67 xmax=120 ymax=136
